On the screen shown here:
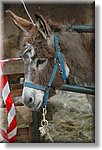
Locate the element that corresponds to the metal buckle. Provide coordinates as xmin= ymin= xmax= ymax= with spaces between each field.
xmin=54 ymin=58 xmax=59 ymax=64
xmin=54 ymin=58 xmax=62 ymax=73
xmin=45 ymin=85 xmax=50 ymax=92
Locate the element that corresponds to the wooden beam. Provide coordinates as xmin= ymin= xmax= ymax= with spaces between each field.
xmin=15 ymin=127 xmax=30 ymax=143
xmin=3 ymin=59 xmax=24 ymax=75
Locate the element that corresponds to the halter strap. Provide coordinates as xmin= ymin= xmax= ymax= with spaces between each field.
xmin=24 ymin=62 xmax=59 ymax=106
xmin=24 ymin=33 xmax=68 ymax=106
xmin=54 ymin=33 xmax=67 ymax=80
xmin=24 ymin=82 xmax=46 ymax=91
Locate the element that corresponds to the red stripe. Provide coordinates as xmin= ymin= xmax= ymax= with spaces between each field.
xmin=7 ymin=116 xmax=17 ymax=134
xmin=0 ymin=76 xmax=8 ymax=89
xmin=3 ymin=76 xmax=8 ymax=88
xmin=0 ymin=61 xmax=17 ymax=143
xmin=9 ymin=135 xmax=16 ymax=143
xmin=6 ymin=93 xmax=13 ymax=114
xmin=0 ymin=62 xmax=5 ymax=71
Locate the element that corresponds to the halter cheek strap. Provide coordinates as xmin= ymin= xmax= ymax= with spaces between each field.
xmin=54 ymin=33 xmax=68 ymax=81
xmin=24 ymin=33 xmax=68 ymax=106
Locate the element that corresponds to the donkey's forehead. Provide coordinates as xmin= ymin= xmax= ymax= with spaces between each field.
xmin=22 ymin=43 xmax=35 ymax=56
xmin=21 ymin=33 xmax=55 ymax=59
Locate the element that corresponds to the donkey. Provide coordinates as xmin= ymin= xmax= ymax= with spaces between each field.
xmin=6 ymin=10 xmax=94 ymax=111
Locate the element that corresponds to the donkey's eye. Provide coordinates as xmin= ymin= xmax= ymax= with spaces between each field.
xmin=36 ymin=59 xmax=46 ymax=67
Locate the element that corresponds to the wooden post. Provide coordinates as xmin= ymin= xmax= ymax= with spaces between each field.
xmin=32 ymin=111 xmax=41 ymax=143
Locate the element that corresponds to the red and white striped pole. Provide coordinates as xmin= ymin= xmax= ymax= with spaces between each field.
xmin=0 ymin=59 xmax=18 ymax=143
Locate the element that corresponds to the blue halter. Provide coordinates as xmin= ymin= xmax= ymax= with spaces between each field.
xmin=24 ymin=33 xmax=68 ymax=106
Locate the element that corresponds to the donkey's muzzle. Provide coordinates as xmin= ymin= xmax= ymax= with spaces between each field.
xmin=22 ymin=87 xmax=44 ymax=111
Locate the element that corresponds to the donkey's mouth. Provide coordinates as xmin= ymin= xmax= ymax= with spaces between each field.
xmin=23 ymin=100 xmax=42 ymax=111
xmin=33 ymin=101 xmax=42 ymax=111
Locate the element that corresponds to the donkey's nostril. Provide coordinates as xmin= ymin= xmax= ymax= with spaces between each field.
xmin=29 ymin=97 xmax=33 ymax=103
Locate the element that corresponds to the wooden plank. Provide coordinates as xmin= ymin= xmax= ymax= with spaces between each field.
xmin=0 ymin=106 xmax=33 ymax=128
xmin=3 ymin=59 xmax=24 ymax=75
xmin=10 ymin=84 xmax=23 ymax=97
xmin=15 ymin=127 xmax=29 ymax=143
xmin=28 ymin=123 xmax=33 ymax=143
xmin=11 ymin=88 xmax=22 ymax=97
xmin=16 ymin=106 xmax=33 ymax=127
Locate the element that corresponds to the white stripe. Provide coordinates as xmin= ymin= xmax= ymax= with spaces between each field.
xmin=8 ymin=127 xmax=17 ymax=139
xmin=0 ymin=58 xmax=22 ymax=63
xmin=0 ymin=133 xmax=8 ymax=143
xmin=2 ymin=81 xmax=10 ymax=103
xmin=64 ymin=62 xmax=70 ymax=78
xmin=0 ymin=66 xmax=3 ymax=76
xmin=8 ymin=104 xmax=16 ymax=126
xmin=0 ymin=133 xmax=3 ymax=142
xmin=0 ymin=126 xmax=7 ymax=132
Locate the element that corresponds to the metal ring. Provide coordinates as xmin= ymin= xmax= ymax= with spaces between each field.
xmin=41 ymin=120 xmax=48 ymax=127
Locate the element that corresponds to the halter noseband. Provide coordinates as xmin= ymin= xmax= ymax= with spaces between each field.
xmin=24 ymin=33 xmax=68 ymax=107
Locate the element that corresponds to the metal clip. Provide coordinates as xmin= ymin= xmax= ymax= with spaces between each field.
xmin=41 ymin=106 xmax=48 ymax=127
xmin=39 ymin=106 xmax=54 ymax=142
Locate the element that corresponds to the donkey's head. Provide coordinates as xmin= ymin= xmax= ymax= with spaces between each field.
xmin=6 ymin=10 xmax=69 ymax=111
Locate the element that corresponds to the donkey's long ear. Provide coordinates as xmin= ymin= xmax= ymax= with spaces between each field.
xmin=34 ymin=12 xmax=51 ymax=39
xmin=6 ymin=10 xmax=33 ymax=34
